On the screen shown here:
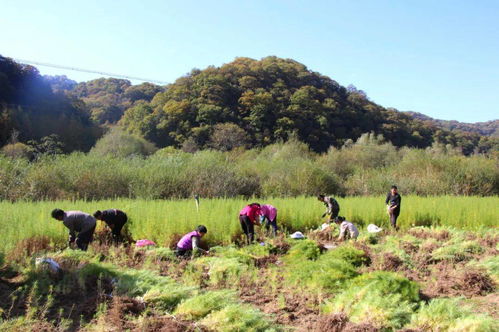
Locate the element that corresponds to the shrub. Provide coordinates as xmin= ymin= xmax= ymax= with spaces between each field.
xmin=408 ymin=298 xmax=498 ymax=332
xmin=115 ymin=269 xmax=194 ymax=311
xmin=322 ymin=245 xmax=369 ymax=267
xmin=91 ymin=127 xmax=157 ymax=157
xmin=175 ymin=290 xmax=237 ymax=320
xmin=284 ymin=239 xmax=321 ymax=262
xmin=200 ymin=304 xmax=278 ymax=332
xmin=323 ymin=272 xmax=420 ymax=329
xmin=431 ymin=240 xmax=483 ymax=262
xmin=468 ymin=256 xmax=499 ymax=283
xmin=184 ymin=256 xmax=253 ymax=288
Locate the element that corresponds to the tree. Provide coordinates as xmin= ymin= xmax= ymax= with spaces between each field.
xmin=208 ymin=123 xmax=250 ymax=151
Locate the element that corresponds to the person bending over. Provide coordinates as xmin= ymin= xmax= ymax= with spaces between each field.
xmin=333 ymin=216 xmax=359 ymax=241
xmin=317 ymin=194 xmax=340 ymax=222
xmin=239 ymin=203 xmax=261 ymax=244
xmin=260 ymin=204 xmax=278 ymax=237
xmin=93 ymin=209 xmax=128 ymax=243
xmin=51 ymin=209 xmax=96 ymax=251
xmin=176 ymin=225 xmax=208 ymax=258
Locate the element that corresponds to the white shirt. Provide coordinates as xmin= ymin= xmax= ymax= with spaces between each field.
xmin=339 ymin=221 xmax=359 ymax=239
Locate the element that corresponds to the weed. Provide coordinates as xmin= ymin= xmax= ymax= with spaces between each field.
xmin=175 ymin=290 xmax=237 ymax=320
xmin=200 ymin=303 xmax=279 ymax=332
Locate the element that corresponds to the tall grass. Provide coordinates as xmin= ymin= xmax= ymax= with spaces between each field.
xmin=0 ymin=196 xmax=497 ymax=255
xmin=1 ymin=137 xmax=497 ymax=201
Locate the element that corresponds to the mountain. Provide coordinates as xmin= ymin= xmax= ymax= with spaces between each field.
xmin=1 ymin=55 xmax=497 ymax=155
xmin=120 ymin=56 xmax=497 ymax=154
xmin=406 ymin=112 xmax=499 ymax=137
xmin=0 ymin=55 xmax=101 ymax=152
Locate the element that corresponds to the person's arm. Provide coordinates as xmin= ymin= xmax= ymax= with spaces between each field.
xmin=326 ymin=198 xmax=333 ymax=214
xmin=192 ymin=237 xmax=208 ymax=255
xmin=385 ymin=193 xmax=390 ymax=205
xmin=63 ymin=218 xmax=76 ymax=244
xmin=338 ymin=223 xmax=346 ymax=240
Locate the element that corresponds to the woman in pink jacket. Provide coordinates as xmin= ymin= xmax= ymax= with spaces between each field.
xmin=260 ymin=204 xmax=278 ymax=237
xmin=239 ymin=203 xmax=261 ymax=244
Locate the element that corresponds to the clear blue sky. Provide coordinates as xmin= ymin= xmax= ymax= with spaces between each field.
xmin=1 ymin=0 xmax=498 ymax=122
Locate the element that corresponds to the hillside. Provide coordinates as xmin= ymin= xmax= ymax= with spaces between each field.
xmin=1 ymin=55 xmax=498 ymax=155
xmin=406 ymin=111 xmax=499 ymax=137
xmin=0 ymin=55 xmax=101 ymax=152
xmin=120 ymin=56 xmax=496 ymax=154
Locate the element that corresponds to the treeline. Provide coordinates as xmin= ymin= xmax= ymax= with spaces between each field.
xmin=406 ymin=112 xmax=499 ymax=137
xmin=1 ymin=55 xmax=498 ymax=157
xmin=0 ymin=56 xmax=101 ymax=152
xmin=121 ymin=56 xmax=498 ymax=154
xmin=1 ymin=133 xmax=497 ymax=201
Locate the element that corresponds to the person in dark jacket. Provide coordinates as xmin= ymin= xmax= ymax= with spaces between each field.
xmin=51 ymin=209 xmax=96 ymax=251
xmin=317 ymin=194 xmax=340 ymax=222
xmin=93 ymin=209 xmax=128 ymax=243
xmin=385 ymin=185 xmax=401 ymax=229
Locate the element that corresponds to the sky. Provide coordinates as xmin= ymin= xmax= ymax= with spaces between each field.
xmin=1 ymin=0 xmax=498 ymax=122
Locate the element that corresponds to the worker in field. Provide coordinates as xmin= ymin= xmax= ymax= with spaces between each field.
xmin=51 ymin=209 xmax=96 ymax=251
xmin=334 ymin=216 xmax=359 ymax=241
xmin=176 ymin=225 xmax=208 ymax=258
xmin=239 ymin=202 xmax=262 ymax=244
xmin=385 ymin=185 xmax=401 ymax=229
xmin=260 ymin=204 xmax=278 ymax=237
xmin=93 ymin=209 xmax=128 ymax=244
xmin=317 ymin=194 xmax=340 ymax=222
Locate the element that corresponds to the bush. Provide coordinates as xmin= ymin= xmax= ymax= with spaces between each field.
xmin=1 ymin=142 xmax=31 ymax=159
xmin=408 ymin=298 xmax=498 ymax=332
xmin=175 ymin=290 xmax=237 ymax=320
xmin=469 ymin=256 xmax=499 ymax=283
xmin=284 ymin=240 xmax=321 ymax=262
xmin=184 ymin=256 xmax=254 ymax=288
xmin=431 ymin=240 xmax=483 ymax=262
xmin=91 ymin=127 xmax=157 ymax=157
xmin=115 ymin=269 xmax=194 ymax=311
xmin=200 ymin=304 xmax=279 ymax=332
xmin=323 ymin=272 xmax=420 ymax=329
xmin=322 ymin=245 xmax=369 ymax=267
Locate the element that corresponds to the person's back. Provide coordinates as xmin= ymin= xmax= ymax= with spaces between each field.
xmin=260 ymin=204 xmax=277 ymax=221
xmin=340 ymin=220 xmax=359 ymax=239
xmin=52 ymin=209 xmax=96 ymax=251
xmin=176 ymin=226 xmax=208 ymax=258
xmin=63 ymin=211 xmax=96 ymax=233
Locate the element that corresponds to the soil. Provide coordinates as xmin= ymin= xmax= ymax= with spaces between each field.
xmin=425 ymin=264 xmax=496 ymax=298
xmin=2 ymin=227 xmax=497 ymax=331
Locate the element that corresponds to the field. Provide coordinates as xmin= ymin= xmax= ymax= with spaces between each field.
xmin=0 ymin=196 xmax=498 ymax=331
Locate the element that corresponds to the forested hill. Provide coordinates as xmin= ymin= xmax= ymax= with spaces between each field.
xmin=1 ymin=55 xmax=498 ymax=155
xmin=120 ymin=56 xmax=496 ymax=154
xmin=406 ymin=112 xmax=499 ymax=137
xmin=0 ymin=56 xmax=101 ymax=152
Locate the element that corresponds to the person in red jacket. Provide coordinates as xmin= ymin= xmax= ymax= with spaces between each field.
xmin=239 ymin=203 xmax=261 ymax=244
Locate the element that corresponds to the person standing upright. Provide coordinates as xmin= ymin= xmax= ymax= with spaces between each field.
xmin=385 ymin=185 xmax=401 ymax=229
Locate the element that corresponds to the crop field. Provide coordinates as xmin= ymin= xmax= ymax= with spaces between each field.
xmin=0 ymin=196 xmax=498 ymax=331
xmin=1 ymin=196 xmax=498 ymax=254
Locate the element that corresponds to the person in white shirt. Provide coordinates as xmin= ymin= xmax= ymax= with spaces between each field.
xmin=333 ymin=216 xmax=359 ymax=241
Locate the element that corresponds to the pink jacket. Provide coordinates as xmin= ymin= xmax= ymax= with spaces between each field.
xmin=239 ymin=205 xmax=261 ymax=223
xmin=260 ymin=204 xmax=277 ymax=221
